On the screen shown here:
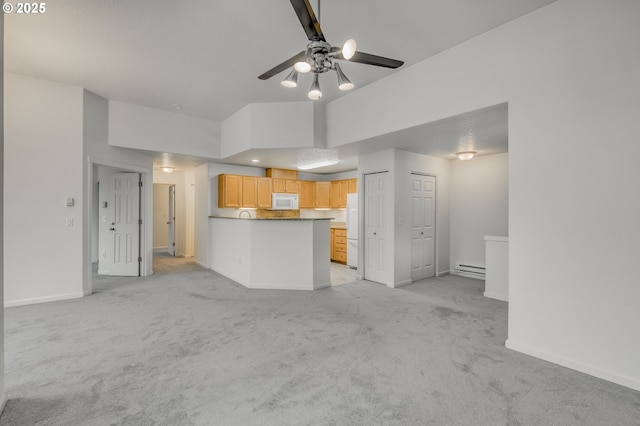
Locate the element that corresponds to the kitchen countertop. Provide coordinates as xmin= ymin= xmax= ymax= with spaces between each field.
xmin=209 ymin=216 xmax=332 ymax=221
xmin=330 ymin=221 xmax=347 ymax=229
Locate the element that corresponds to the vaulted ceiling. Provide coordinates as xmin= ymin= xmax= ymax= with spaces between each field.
xmin=5 ymin=0 xmax=557 ymax=172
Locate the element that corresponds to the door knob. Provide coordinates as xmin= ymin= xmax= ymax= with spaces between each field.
xmin=109 ymin=227 xmax=115 ymax=231
xmin=373 ymin=232 xmax=377 ymax=235
xmin=421 ymin=232 xmax=424 ymax=235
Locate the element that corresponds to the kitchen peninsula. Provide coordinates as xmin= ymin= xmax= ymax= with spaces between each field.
xmin=208 ymin=217 xmax=331 ymax=290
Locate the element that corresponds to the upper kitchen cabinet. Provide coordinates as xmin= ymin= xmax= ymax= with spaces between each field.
xmin=219 ymin=174 xmax=272 ymax=209
xmin=330 ymin=180 xmax=350 ymax=208
xmin=348 ymin=178 xmax=357 ymax=194
xmin=315 ymin=181 xmax=331 ymax=208
xmin=257 ymin=177 xmax=273 ymax=208
xmin=218 ymin=174 xmax=243 ymax=208
xmin=299 ymin=181 xmax=315 ymax=209
xmin=273 ymin=179 xmax=299 ymax=194
xmin=241 ymin=176 xmax=258 ymax=207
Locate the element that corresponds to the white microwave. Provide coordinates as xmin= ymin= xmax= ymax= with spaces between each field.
xmin=272 ymin=193 xmax=299 ymax=210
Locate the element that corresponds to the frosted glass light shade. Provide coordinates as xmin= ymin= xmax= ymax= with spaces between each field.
xmin=297 ymin=160 xmax=338 ymax=170
xmin=294 ymin=61 xmax=312 ymax=73
xmin=456 ymin=151 xmax=477 ymax=161
xmin=342 ymin=39 xmax=357 ymax=60
xmin=281 ymin=69 xmax=298 ymax=88
xmin=335 ymin=63 xmax=354 ymax=91
xmin=308 ymin=74 xmax=322 ymax=100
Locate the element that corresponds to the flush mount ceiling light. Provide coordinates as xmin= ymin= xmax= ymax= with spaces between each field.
xmin=456 ymin=151 xmax=477 ymax=161
xmin=258 ymin=0 xmax=403 ymax=101
xmin=160 ymin=166 xmax=175 ymax=173
xmin=297 ymin=148 xmax=338 ymax=170
xmin=297 ymin=159 xmax=339 ymax=170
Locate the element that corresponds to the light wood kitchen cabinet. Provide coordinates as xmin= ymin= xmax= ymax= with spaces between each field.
xmin=257 ymin=177 xmax=273 ymax=208
xmin=299 ymin=180 xmax=315 ymax=209
xmin=218 ymin=174 xmax=242 ymax=208
xmin=273 ymin=178 xmax=299 ymax=194
xmin=330 ymin=179 xmax=350 ymax=208
xmin=241 ymin=176 xmax=258 ymax=207
xmin=332 ymin=228 xmax=347 ymax=263
xmin=348 ymin=178 xmax=358 ymax=194
xmin=330 ymin=181 xmax=341 ymax=208
xmin=330 ymin=228 xmax=335 ymax=260
xmin=315 ymin=181 xmax=331 ymax=208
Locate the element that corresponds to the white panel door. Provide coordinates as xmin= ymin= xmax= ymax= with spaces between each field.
xmin=110 ymin=173 xmax=140 ymax=276
xmin=364 ymin=172 xmax=388 ymax=284
xmin=168 ymin=185 xmax=176 ymax=256
xmin=410 ymin=174 xmax=436 ymax=281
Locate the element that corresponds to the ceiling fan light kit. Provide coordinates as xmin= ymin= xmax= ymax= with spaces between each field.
xmin=261 ymin=0 xmax=404 ymax=101
xmin=281 ymin=69 xmax=299 ymax=88
xmin=308 ymin=73 xmax=323 ymax=100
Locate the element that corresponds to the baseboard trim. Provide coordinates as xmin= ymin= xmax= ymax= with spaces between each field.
xmin=388 ymin=279 xmax=413 ymax=288
xmin=451 ymin=271 xmax=484 ymax=280
xmin=437 ymin=270 xmax=450 ymax=277
xmin=0 ymin=393 xmax=7 ymax=417
xmin=505 ymin=339 xmax=640 ymax=392
xmin=483 ymin=291 xmax=508 ymax=302
xmin=313 ymin=281 xmax=331 ymax=290
xmin=5 ymin=292 xmax=85 ymax=308
xmin=153 ymin=246 xmax=168 ymax=250
xmin=194 ymin=259 xmax=209 ymax=269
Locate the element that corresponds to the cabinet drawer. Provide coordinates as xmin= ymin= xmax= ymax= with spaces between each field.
xmin=333 ymin=252 xmax=347 ymax=263
xmin=335 ymin=243 xmax=347 ymax=253
xmin=334 ymin=236 xmax=347 ymax=244
xmin=334 ymin=229 xmax=347 ymax=237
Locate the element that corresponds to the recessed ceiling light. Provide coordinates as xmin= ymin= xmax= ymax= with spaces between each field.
xmin=251 ymin=159 xmax=260 ymax=163
xmin=160 ymin=166 xmax=174 ymax=173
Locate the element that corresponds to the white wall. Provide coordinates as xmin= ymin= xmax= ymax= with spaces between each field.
xmin=83 ymin=90 xmax=154 ymax=287
xmin=153 ymin=184 xmax=170 ymax=249
xmin=395 ymin=150 xmax=451 ymax=283
xmin=450 ymin=153 xmax=508 ymax=270
xmin=1 ymin=12 xmax=6 ymax=408
xmin=326 ymin=0 xmax=640 ymax=390
xmin=4 ymin=73 xmax=85 ymax=306
xmin=357 ymin=149 xmax=451 ymax=287
xmin=4 ymin=76 xmax=154 ymax=306
xmin=109 ymin=100 xmax=221 ymax=158
xmin=221 ymin=102 xmax=320 ymax=157
xmin=193 ymin=164 xmax=210 ymax=267
xmin=153 ymin=170 xmax=195 ymax=256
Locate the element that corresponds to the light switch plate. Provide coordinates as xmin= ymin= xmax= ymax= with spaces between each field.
xmin=66 ymin=197 xmax=74 ymax=207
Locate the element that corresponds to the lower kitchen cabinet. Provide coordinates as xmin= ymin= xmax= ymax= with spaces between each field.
xmin=331 ymin=228 xmax=347 ymax=263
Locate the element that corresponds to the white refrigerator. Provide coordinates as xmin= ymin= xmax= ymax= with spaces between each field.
xmin=346 ymin=193 xmax=358 ymax=268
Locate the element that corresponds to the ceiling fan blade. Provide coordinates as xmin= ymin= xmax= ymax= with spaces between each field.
xmin=290 ymin=0 xmax=325 ymax=41
xmin=258 ymin=51 xmax=306 ymax=80
xmin=334 ymin=49 xmax=404 ymax=69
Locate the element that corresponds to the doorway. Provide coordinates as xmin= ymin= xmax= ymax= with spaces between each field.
xmin=410 ymin=173 xmax=436 ymax=281
xmin=153 ymin=183 xmax=176 ymax=256
xmin=363 ymin=171 xmax=389 ymax=284
xmin=97 ymin=170 xmax=142 ymax=277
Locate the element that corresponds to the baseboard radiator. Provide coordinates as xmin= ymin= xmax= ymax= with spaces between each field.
xmin=454 ymin=262 xmax=486 ymax=279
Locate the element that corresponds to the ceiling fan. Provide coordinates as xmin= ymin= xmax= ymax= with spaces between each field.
xmin=258 ymin=0 xmax=404 ymax=100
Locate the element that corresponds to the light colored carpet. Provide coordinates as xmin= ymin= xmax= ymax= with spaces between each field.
xmin=2 ymin=259 xmax=639 ymax=425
